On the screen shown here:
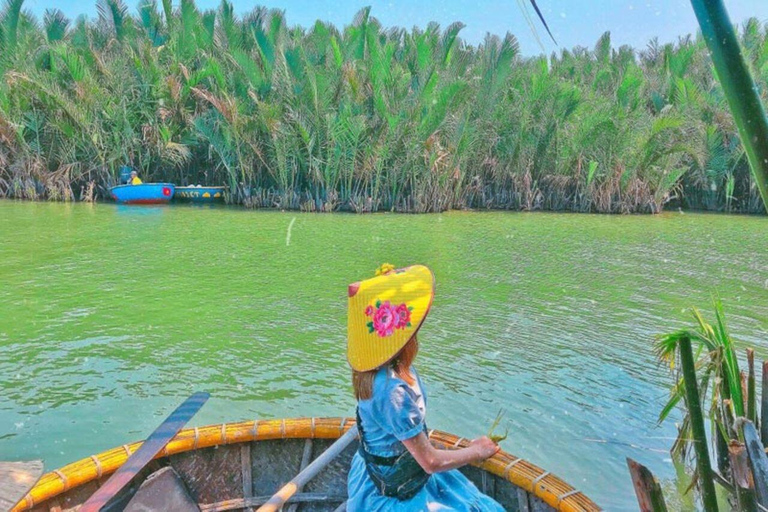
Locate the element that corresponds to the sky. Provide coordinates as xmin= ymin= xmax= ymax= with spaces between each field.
xmin=22 ymin=0 xmax=768 ymax=55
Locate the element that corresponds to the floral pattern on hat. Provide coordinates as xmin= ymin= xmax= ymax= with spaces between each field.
xmin=365 ymin=299 xmax=414 ymax=337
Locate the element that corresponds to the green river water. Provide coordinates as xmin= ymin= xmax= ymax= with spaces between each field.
xmin=1 ymin=201 xmax=766 ymax=510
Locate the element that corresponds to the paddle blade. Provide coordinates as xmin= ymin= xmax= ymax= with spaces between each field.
xmin=80 ymin=392 xmax=209 ymax=512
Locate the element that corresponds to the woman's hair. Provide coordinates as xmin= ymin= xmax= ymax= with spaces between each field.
xmin=352 ymin=336 xmax=419 ymax=401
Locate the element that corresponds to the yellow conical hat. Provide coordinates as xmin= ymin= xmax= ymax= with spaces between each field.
xmin=347 ymin=264 xmax=435 ymax=372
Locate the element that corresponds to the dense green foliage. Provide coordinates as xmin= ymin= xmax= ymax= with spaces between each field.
xmin=0 ymin=0 xmax=766 ymax=212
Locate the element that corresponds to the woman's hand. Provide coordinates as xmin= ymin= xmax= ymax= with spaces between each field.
xmin=469 ymin=436 xmax=500 ymax=461
xmin=403 ymin=432 xmax=501 ymax=474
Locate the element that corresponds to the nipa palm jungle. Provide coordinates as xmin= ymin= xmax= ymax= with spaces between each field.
xmin=0 ymin=0 xmax=766 ymax=213
xmin=1 ymin=1 xmax=768 ymax=512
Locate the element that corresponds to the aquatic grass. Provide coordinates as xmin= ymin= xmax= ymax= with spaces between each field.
xmin=651 ymin=300 xmax=768 ymax=510
xmin=487 ymin=409 xmax=509 ymax=444
xmin=0 ymin=0 xmax=765 ymax=212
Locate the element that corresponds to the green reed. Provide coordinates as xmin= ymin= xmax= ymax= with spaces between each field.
xmin=652 ymin=300 xmax=768 ymax=511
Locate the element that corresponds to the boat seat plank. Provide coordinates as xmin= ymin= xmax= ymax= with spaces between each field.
xmin=170 ymin=445 xmax=241 ymax=505
xmin=0 ymin=461 xmax=43 ymax=512
xmin=124 ymin=467 xmax=200 ymax=512
xmin=240 ymin=444 xmax=253 ymax=512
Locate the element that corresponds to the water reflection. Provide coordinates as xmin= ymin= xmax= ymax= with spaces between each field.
xmin=113 ymin=205 xmax=167 ymax=217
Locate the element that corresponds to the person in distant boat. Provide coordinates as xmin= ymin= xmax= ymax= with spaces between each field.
xmin=346 ymin=263 xmax=504 ymax=511
xmin=128 ymin=171 xmax=143 ymax=185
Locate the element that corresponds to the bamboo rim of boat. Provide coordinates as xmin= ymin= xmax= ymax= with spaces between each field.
xmin=12 ymin=417 xmax=599 ymax=512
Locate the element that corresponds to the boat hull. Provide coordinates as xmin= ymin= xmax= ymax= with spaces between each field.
xmin=13 ymin=417 xmax=600 ymax=512
xmin=173 ymin=186 xmax=226 ymax=203
xmin=111 ymin=184 xmax=175 ymax=204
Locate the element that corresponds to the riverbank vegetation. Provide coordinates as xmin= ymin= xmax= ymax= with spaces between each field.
xmin=633 ymin=302 xmax=768 ymax=510
xmin=0 ymin=0 xmax=766 ymax=213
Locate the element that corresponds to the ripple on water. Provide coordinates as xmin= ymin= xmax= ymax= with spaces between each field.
xmin=0 ymin=203 xmax=766 ymax=510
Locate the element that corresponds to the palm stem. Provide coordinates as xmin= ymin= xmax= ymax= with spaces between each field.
xmin=679 ymin=335 xmax=719 ymax=511
xmin=690 ymin=0 xmax=768 ymax=211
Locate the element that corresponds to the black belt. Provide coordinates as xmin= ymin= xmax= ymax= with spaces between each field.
xmin=359 ymin=447 xmax=401 ymax=466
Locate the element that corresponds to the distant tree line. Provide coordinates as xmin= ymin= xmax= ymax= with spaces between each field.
xmin=0 ymin=0 xmax=765 ymax=213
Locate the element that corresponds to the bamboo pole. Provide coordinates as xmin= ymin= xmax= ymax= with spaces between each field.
xmin=679 ymin=336 xmax=719 ymax=512
xmin=748 ymin=350 xmax=757 ymax=424
xmin=626 ymin=458 xmax=668 ymax=512
xmin=761 ymin=361 xmax=768 ymax=446
xmin=255 ymin=425 xmax=358 ymax=512
xmin=689 ymin=0 xmax=768 ymax=210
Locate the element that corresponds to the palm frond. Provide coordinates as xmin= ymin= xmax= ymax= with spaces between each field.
xmin=43 ymin=9 xmax=69 ymax=43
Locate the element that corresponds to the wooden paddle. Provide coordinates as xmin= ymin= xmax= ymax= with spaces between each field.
xmin=79 ymin=392 xmax=210 ymax=512
xmin=0 ymin=460 xmax=43 ymax=511
xmin=256 ymin=424 xmax=358 ymax=512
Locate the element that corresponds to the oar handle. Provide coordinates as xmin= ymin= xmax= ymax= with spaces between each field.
xmin=256 ymin=424 xmax=358 ymax=512
xmin=80 ymin=392 xmax=209 ymax=512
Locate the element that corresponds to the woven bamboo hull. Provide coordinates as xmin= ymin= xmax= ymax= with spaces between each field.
xmin=14 ymin=417 xmax=600 ymax=512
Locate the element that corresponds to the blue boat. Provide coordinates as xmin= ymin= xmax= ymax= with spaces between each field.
xmin=110 ymin=183 xmax=175 ymax=204
xmin=173 ymin=186 xmax=226 ymax=203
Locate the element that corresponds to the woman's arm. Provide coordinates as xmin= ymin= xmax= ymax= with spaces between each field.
xmin=401 ymin=433 xmax=500 ymax=474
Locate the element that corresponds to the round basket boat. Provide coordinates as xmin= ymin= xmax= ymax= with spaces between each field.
xmin=110 ymin=183 xmax=175 ymax=204
xmin=13 ymin=417 xmax=600 ymax=512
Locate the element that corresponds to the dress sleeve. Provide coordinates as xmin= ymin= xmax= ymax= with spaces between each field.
xmin=380 ymin=382 xmax=425 ymax=441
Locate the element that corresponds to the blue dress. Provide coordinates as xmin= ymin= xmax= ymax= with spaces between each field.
xmin=347 ymin=366 xmax=505 ymax=511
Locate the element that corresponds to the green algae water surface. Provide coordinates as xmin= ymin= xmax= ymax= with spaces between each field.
xmin=1 ymin=201 xmax=766 ymax=510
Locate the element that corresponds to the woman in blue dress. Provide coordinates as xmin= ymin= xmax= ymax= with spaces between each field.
xmin=346 ymin=264 xmax=505 ymax=511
